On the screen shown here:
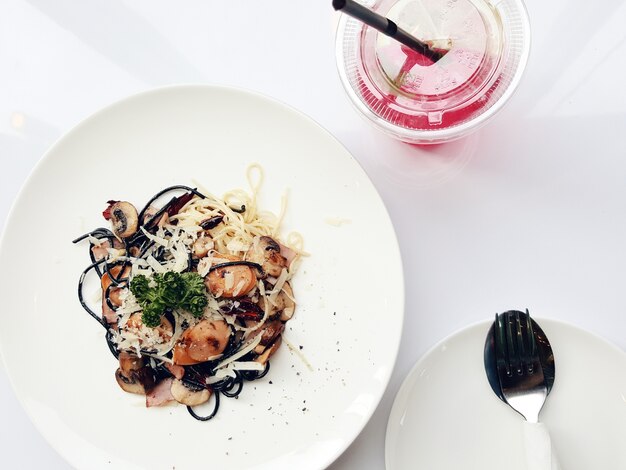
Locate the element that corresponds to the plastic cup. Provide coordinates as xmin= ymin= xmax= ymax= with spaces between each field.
xmin=336 ymin=0 xmax=530 ymax=144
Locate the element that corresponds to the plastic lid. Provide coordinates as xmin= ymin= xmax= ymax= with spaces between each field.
xmin=336 ymin=0 xmax=531 ymax=143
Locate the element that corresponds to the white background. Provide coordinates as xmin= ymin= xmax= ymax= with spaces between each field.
xmin=1 ymin=0 xmax=626 ymax=468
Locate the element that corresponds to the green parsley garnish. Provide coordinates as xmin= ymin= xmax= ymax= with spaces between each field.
xmin=130 ymin=271 xmax=208 ymax=327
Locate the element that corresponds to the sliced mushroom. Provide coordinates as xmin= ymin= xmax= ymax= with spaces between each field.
xmin=254 ymin=336 xmax=282 ymax=365
xmin=119 ymin=351 xmax=144 ymax=376
xmin=205 ymin=252 xmax=257 ymax=298
xmin=245 ymin=236 xmax=287 ymax=278
xmin=192 ymin=235 xmax=214 ymax=259
xmin=200 ymin=215 xmax=224 ymax=230
xmin=278 ymin=282 xmax=296 ymax=321
xmin=257 ymin=282 xmax=296 ymax=321
xmin=170 ymin=379 xmax=211 ymax=406
xmin=115 ymin=352 xmax=155 ymax=395
xmin=253 ymin=320 xmax=284 ymax=355
xmin=172 ymin=319 xmax=230 ymax=365
xmin=110 ymin=201 xmax=139 ymax=238
xmin=115 ymin=369 xmax=147 ymax=394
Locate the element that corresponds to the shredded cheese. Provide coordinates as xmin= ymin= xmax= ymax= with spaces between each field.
xmin=224 ymin=271 xmax=234 ymax=291
xmin=268 ymin=268 xmax=289 ymax=306
xmin=93 ymin=165 xmax=307 ymax=413
xmin=215 ymin=334 xmax=263 ymax=370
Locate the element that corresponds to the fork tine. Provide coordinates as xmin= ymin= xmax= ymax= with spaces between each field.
xmin=494 ymin=313 xmax=510 ymax=376
xmin=523 ymin=309 xmax=540 ymax=373
xmin=504 ymin=311 xmax=520 ymax=375
xmin=525 ymin=308 xmax=537 ymax=358
xmin=514 ymin=310 xmax=526 ymax=374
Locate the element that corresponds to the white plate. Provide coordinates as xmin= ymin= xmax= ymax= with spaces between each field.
xmin=385 ymin=318 xmax=626 ymax=470
xmin=0 ymin=85 xmax=404 ymax=470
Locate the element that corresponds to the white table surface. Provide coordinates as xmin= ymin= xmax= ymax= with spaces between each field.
xmin=1 ymin=0 xmax=626 ymax=468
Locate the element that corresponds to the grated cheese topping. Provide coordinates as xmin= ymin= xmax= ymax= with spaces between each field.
xmin=84 ymin=165 xmax=308 ymax=412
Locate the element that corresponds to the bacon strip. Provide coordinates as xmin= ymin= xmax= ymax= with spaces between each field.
xmin=146 ymin=378 xmax=174 ymax=407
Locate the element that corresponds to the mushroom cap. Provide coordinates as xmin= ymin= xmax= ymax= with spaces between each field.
xmin=245 ymin=236 xmax=287 ymax=278
xmin=110 ymin=201 xmax=139 ymax=239
xmin=257 ymin=281 xmax=296 ymax=321
xmin=192 ymin=236 xmax=214 ymax=259
xmin=253 ymin=320 xmax=284 ymax=354
xmin=279 ymin=282 xmax=296 ymax=321
xmin=254 ymin=336 xmax=283 ymax=365
xmin=118 ymin=351 xmax=144 ymax=375
xmin=170 ymin=379 xmax=211 ymax=406
xmin=116 ymin=352 xmax=156 ymax=395
xmin=115 ymin=367 xmax=155 ymax=395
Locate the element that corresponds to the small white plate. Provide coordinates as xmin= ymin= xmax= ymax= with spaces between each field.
xmin=0 ymin=85 xmax=404 ymax=470
xmin=386 ymin=318 xmax=626 ymax=470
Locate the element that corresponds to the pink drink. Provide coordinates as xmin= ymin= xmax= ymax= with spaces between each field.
xmin=337 ymin=0 xmax=530 ymax=144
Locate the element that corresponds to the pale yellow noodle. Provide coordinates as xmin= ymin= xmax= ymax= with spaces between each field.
xmin=170 ymin=165 xmax=306 ymax=260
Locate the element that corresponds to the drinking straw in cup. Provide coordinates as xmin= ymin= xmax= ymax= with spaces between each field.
xmin=335 ymin=0 xmax=531 ymax=144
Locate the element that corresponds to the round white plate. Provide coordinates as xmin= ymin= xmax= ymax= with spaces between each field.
xmin=0 ymin=85 xmax=404 ymax=470
xmin=385 ymin=318 xmax=626 ymax=470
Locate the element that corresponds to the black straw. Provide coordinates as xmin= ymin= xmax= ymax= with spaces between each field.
xmin=333 ymin=0 xmax=448 ymax=63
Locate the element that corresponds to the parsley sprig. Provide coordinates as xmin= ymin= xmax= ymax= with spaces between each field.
xmin=130 ymin=271 xmax=208 ymax=327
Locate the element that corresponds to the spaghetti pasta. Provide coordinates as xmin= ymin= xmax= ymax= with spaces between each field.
xmin=73 ymin=166 xmax=304 ymax=420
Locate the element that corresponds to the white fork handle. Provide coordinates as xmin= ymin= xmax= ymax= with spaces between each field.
xmin=523 ymin=422 xmax=562 ymax=470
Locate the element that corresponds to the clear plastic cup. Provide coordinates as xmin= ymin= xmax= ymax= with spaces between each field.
xmin=336 ymin=0 xmax=531 ymax=144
